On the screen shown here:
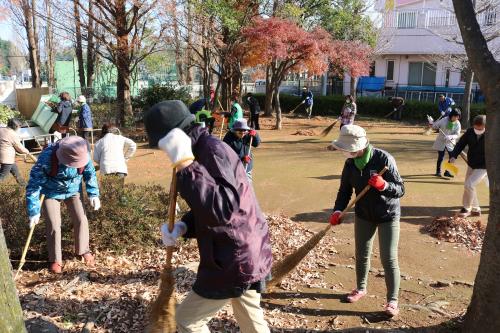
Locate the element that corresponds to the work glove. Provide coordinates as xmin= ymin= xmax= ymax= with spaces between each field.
xmin=449 ymin=157 xmax=457 ymax=164
xmin=90 ymin=197 xmax=101 ymax=211
xmin=368 ymin=173 xmax=387 ymax=191
xmin=161 ymin=221 xmax=187 ymax=247
xmin=301 ymin=100 xmax=305 ymax=104
xmin=329 ymin=211 xmax=342 ymax=226
xmin=440 ymin=111 xmax=445 ymax=117
xmin=445 ymin=135 xmax=454 ymax=144
xmin=29 ymin=214 xmax=40 ymax=229
xmin=243 ymin=155 xmax=252 ymax=164
xmin=158 ymin=128 xmax=195 ymax=168
xmin=248 ymin=129 xmax=257 ymax=137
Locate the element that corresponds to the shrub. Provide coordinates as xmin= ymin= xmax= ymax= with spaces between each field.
xmin=0 ymin=104 xmax=21 ymax=126
xmin=1 ymin=177 xmax=179 ymax=259
xmin=133 ymin=84 xmax=192 ymax=112
xmin=253 ymin=94 xmax=487 ymax=122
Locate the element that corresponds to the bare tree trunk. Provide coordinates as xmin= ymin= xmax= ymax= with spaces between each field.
xmin=264 ymin=65 xmax=273 ymax=116
xmin=462 ymin=67 xmax=474 ymax=129
xmin=172 ymin=1 xmax=185 ymax=85
xmin=185 ymin=2 xmax=193 ymax=84
xmin=32 ymin=0 xmax=42 ymax=86
xmin=23 ymin=0 xmax=41 ymax=88
xmin=0 ymin=222 xmax=27 ymax=333
xmin=350 ymin=75 xmax=357 ymax=96
xmin=452 ymin=1 xmax=500 ymax=331
xmin=74 ymin=0 xmax=86 ymax=91
xmin=45 ymin=0 xmax=56 ymax=89
xmin=274 ymin=84 xmax=282 ymax=130
xmin=86 ymin=0 xmax=97 ymax=96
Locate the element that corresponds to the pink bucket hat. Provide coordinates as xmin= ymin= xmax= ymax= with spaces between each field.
xmin=56 ymin=136 xmax=89 ymax=168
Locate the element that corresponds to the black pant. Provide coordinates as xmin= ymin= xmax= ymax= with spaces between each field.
xmin=436 ymin=149 xmax=452 ymax=174
xmin=249 ymin=113 xmax=260 ymax=130
xmin=0 ymin=163 xmax=25 ymax=185
xmin=391 ymin=105 xmax=404 ymax=121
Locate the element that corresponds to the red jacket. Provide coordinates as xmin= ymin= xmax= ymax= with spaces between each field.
xmin=178 ymin=126 xmax=272 ymax=299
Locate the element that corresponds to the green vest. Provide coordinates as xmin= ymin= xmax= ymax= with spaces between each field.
xmin=229 ymin=103 xmax=243 ymax=128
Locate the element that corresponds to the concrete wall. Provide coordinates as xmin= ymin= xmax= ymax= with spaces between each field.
xmin=375 ymin=54 xmax=465 ymax=88
xmin=0 ymin=80 xmax=16 ymax=108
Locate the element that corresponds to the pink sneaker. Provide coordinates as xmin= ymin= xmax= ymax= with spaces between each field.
xmin=385 ymin=301 xmax=399 ymax=317
xmin=49 ymin=262 xmax=63 ymax=274
xmin=346 ymin=289 xmax=367 ymax=303
xmin=82 ymin=252 xmax=95 ymax=267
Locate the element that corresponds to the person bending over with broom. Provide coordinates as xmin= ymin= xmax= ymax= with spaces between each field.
xmin=449 ymin=115 xmax=488 ymax=218
xmin=144 ymin=100 xmax=273 ymax=333
xmin=429 ymin=108 xmax=461 ymax=178
xmin=327 ymin=125 xmax=405 ymax=317
xmin=25 ymin=136 xmax=101 ymax=274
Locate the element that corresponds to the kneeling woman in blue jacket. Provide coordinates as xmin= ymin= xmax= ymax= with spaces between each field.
xmin=328 ymin=125 xmax=405 ymax=317
xmin=145 ymin=101 xmax=272 ymax=333
xmin=26 ymin=136 xmax=101 ymax=274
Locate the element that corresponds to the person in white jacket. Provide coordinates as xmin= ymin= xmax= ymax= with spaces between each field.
xmin=93 ymin=124 xmax=136 ymax=178
xmin=430 ymin=108 xmax=461 ymax=178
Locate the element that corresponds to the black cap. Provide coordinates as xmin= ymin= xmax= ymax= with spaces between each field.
xmin=448 ymin=108 xmax=462 ymax=119
xmin=144 ymin=100 xmax=195 ymax=147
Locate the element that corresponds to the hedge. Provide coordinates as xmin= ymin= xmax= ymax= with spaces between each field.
xmin=253 ymin=94 xmax=487 ymax=123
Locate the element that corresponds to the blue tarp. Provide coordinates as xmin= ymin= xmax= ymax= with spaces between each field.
xmin=357 ymin=76 xmax=386 ymax=92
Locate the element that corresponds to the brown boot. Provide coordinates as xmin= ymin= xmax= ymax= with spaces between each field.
xmin=49 ymin=262 xmax=63 ymax=274
xmin=82 ymin=252 xmax=95 ymax=267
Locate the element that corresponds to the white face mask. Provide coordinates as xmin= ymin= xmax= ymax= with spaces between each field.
xmin=474 ymin=128 xmax=485 ymax=135
xmin=342 ymin=151 xmax=358 ymax=158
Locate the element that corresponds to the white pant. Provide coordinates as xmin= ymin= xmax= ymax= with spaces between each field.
xmin=462 ymin=167 xmax=488 ymax=211
xmin=176 ymin=290 xmax=270 ymax=333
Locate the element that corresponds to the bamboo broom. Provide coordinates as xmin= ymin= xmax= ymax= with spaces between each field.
xmin=268 ymin=166 xmax=389 ymax=288
xmin=319 ymin=119 xmax=340 ymax=138
xmin=147 ymin=168 xmax=178 ymax=333
xmin=15 ymin=194 xmax=45 ymax=280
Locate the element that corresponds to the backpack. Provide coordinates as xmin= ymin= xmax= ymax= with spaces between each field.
xmin=47 ymin=143 xmax=85 ymax=177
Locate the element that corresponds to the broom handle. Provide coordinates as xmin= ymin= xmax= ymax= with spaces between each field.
xmin=437 ymin=128 xmax=468 ymax=163
xmin=245 ymin=136 xmax=254 ymax=172
xmin=290 ymin=102 xmax=302 ymax=114
xmin=339 ymin=166 xmax=389 ymax=219
xmin=15 ymin=194 xmax=45 ymax=280
xmin=166 ymin=168 xmax=178 ymax=270
xmin=217 ymin=99 xmax=226 ymax=140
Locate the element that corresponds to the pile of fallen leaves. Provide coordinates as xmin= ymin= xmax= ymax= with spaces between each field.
xmin=291 ymin=129 xmax=316 ymax=136
xmin=16 ymin=214 xmax=338 ymax=332
xmin=424 ymin=216 xmax=485 ymax=251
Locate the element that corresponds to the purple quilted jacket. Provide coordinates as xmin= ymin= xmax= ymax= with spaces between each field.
xmin=177 ymin=126 xmax=273 ymax=299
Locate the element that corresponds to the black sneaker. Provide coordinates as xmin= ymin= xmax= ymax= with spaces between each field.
xmin=443 ymin=171 xmax=454 ymax=178
xmin=458 ymin=208 xmax=471 ymax=218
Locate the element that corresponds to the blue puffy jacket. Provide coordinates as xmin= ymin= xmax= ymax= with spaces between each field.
xmin=26 ymin=144 xmax=99 ymax=217
xmin=438 ymin=97 xmax=455 ymax=116
xmin=78 ymin=103 xmax=93 ymax=129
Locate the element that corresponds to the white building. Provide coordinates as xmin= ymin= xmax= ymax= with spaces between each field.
xmin=366 ymin=0 xmax=498 ymax=102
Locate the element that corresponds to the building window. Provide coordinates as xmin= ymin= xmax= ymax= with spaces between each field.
xmin=408 ymin=62 xmax=436 ymax=86
xmin=386 ymin=60 xmax=395 ymax=81
xmin=369 ymin=61 xmax=376 ymax=77
xmin=397 ymin=11 xmax=417 ymax=29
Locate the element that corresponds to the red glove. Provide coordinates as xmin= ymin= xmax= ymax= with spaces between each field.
xmin=329 ymin=211 xmax=342 ymax=226
xmin=248 ymin=129 xmax=257 ymax=137
xmin=368 ymin=174 xmax=387 ymax=191
xmin=243 ymin=155 xmax=251 ymax=164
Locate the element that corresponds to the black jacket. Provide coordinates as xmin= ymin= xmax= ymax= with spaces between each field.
xmin=245 ymin=96 xmax=261 ymax=114
xmin=450 ymin=128 xmax=485 ymax=169
xmin=223 ymin=131 xmax=261 ymax=172
xmin=333 ymin=148 xmax=405 ymax=223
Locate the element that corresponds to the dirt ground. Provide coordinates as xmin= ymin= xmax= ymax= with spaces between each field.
xmin=13 ymin=115 xmax=487 ymax=332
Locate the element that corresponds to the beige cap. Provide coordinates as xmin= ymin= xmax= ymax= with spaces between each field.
xmin=331 ymin=125 xmax=369 ymax=152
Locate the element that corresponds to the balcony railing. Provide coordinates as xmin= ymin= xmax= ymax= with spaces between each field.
xmin=383 ymin=8 xmax=497 ymax=29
